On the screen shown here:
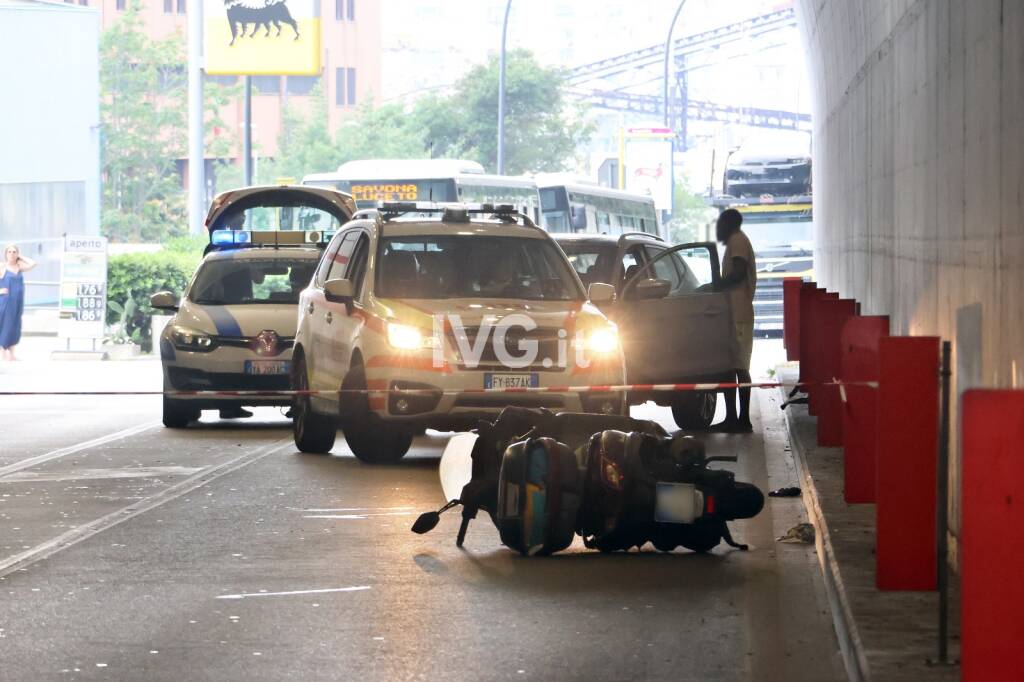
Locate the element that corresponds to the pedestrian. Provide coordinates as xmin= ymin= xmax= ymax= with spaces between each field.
xmin=0 ymin=244 xmax=37 ymax=361
xmin=709 ymin=209 xmax=756 ymax=433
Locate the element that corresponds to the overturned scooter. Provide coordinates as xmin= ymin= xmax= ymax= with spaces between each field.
xmin=412 ymin=407 xmax=765 ymax=556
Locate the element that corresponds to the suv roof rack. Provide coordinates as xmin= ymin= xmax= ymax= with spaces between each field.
xmin=376 ymin=201 xmax=539 ymax=228
xmin=351 ymin=208 xmax=380 ymax=221
xmin=617 ymin=231 xmax=664 ymax=242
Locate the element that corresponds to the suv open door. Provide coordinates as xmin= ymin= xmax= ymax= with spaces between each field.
xmin=608 ymin=242 xmax=735 ymax=430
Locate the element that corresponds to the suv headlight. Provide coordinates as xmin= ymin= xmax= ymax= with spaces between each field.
xmin=387 ymin=322 xmax=441 ymax=351
xmin=586 ymin=327 xmax=619 ymax=354
xmin=169 ymin=325 xmax=214 ymax=352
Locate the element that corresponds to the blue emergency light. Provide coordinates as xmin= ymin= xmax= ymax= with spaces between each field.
xmin=211 ymin=229 xmax=251 ymax=246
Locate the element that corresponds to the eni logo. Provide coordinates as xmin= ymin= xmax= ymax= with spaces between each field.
xmin=223 ymin=0 xmax=300 ymax=45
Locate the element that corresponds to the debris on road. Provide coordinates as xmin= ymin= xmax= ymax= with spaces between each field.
xmin=777 ymin=523 xmax=815 ymax=544
xmin=768 ymin=486 xmax=802 ymax=497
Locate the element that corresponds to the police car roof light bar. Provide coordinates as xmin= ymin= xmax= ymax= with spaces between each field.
xmin=211 ymin=229 xmax=252 ymax=246
xmin=209 ymin=229 xmax=333 ymax=250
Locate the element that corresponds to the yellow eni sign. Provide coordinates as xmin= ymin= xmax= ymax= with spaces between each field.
xmin=204 ymin=0 xmax=321 ymax=76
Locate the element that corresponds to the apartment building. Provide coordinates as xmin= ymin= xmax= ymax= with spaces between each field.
xmin=85 ymin=0 xmax=381 ymax=160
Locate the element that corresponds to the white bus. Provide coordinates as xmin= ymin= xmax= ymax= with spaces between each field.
xmin=536 ymin=179 xmax=662 ymax=238
xmin=302 ymin=159 xmax=543 ymax=224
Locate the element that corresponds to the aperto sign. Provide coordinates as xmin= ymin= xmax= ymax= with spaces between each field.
xmin=204 ymin=0 xmax=322 ymax=76
xmin=59 ymin=235 xmax=108 ymax=340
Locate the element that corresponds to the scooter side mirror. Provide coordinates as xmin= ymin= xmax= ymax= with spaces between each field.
xmin=412 ymin=511 xmax=441 ymax=535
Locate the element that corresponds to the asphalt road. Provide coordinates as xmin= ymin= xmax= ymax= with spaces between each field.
xmin=0 ymin=348 xmax=844 ymax=681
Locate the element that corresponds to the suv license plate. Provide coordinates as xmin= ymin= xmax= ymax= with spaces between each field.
xmin=245 ymin=360 xmax=290 ymax=375
xmin=484 ymin=373 xmax=539 ymax=390
xmin=654 ymin=482 xmax=701 ymax=524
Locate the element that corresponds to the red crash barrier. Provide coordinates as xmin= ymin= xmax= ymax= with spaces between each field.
xmin=782 ymin=277 xmax=803 ymax=361
xmin=876 ymin=336 xmax=939 ymax=591
xmin=800 ymin=287 xmax=838 ymax=416
xmin=815 ymin=298 xmax=858 ymax=447
xmin=839 ymin=316 xmax=889 ymax=503
xmin=961 ymin=389 xmax=1024 ymax=679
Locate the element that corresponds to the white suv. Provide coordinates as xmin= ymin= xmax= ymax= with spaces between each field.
xmin=291 ymin=203 xmax=626 ymax=463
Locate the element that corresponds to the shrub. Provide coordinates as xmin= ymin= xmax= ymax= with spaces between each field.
xmin=106 ymin=250 xmax=200 ymax=351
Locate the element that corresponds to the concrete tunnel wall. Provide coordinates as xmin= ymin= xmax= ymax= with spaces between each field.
xmin=794 ymin=0 xmax=1023 ymax=559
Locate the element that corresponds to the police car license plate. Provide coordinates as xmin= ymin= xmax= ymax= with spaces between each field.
xmin=484 ymin=373 xmax=539 ymax=390
xmin=245 ymin=360 xmax=290 ymax=375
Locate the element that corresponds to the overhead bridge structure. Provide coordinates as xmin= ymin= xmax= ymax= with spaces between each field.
xmin=566 ymin=7 xmax=805 ymax=142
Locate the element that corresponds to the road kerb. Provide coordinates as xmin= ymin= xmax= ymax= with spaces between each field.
xmin=781 ymin=386 xmax=871 ymax=682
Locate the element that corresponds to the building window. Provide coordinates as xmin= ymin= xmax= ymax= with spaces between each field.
xmin=287 ymin=75 xmax=320 ymax=96
xmin=78 ymin=0 xmax=88 ymax=5
xmin=177 ymin=0 xmax=186 ymax=13
xmin=337 ymin=0 xmax=354 ymax=20
xmin=163 ymin=0 xmax=172 ymax=12
xmin=335 ymin=0 xmax=343 ymax=20
xmin=346 ymin=0 xmax=354 ymax=20
xmin=335 ymin=67 xmax=356 ymax=106
xmin=116 ymin=0 xmax=125 ymax=9
xmin=252 ymin=75 xmax=281 ymax=95
xmin=336 ymin=68 xmax=358 ymax=106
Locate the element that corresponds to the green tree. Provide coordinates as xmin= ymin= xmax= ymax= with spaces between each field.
xmin=667 ymin=179 xmax=717 ymax=243
xmin=100 ymin=2 xmax=235 ymax=242
xmin=413 ymin=50 xmax=591 ymax=174
xmin=256 ymin=90 xmax=428 ymax=182
xmin=336 ymin=100 xmax=428 ymax=164
xmin=270 ymin=84 xmax=342 ymax=181
xmin=261 ymin=49 xmax=589 ymax=180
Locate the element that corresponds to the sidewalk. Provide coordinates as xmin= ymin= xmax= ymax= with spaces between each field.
xmin=778 ymin=364 xmax=960 ymax=681
xmin=4 ymin=334 xmax=151 ymax=363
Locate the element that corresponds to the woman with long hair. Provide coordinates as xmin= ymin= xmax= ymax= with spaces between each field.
xmin=0 ymin=244 xmax=37 ymax=361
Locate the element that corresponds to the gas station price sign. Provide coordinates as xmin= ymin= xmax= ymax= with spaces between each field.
xmin=59 ymin=235 xmax=108 ymax=340
xmin=69 ymin=283 xmax=106 ymax=322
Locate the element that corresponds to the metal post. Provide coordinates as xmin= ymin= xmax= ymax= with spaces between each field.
xmin=243 ymin=76 xmax=253 ymax=185
xmin=496 ymin=0 xmax=512 ymax=175
xmin=187 ymin=0 xmax=205 ymax=234
xmin=663 ymin=0 xmax=686 ymax=128
xmin=617 ymin=124 xmax=625 ymax=190
xmin=936 ymin=340 xmax=952 ymax=664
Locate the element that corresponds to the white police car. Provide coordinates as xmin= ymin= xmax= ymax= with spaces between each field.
xmin=150 ymin=186 xmax=355 ymax=428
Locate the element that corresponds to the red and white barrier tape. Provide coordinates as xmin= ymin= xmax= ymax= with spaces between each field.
xmin=0 ymin=380 xmax=878 ymax=398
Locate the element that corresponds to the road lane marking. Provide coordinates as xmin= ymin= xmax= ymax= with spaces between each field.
xmin=297 ymin=507 xmax=416 ymax=512
xmin=0 ymin=466 xmax=204 ymax=483
xmin=303 ymin=512 xmax=414 ymax=519
xmin=0 ymin=437 xmax=293 ymax=578
xmin=216 ymin=586 xmax=371 ymax=600
xmin=0 ymin=421 xmax=160 ymax=480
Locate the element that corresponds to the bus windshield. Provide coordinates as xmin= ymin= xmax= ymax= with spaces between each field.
xmin=341 ymin=179 xmax=457 ymax=208
xmin=740 ymin=213 xmax=813 ymax=250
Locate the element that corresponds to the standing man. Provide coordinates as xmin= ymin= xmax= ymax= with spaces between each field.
xmin=710 ymin=209 xmax=756 ymax=433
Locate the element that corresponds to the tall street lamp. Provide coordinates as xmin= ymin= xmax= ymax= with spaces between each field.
xmin=663 ymin=0 xmax=687 ymax=128
xmin=497 ymin=0 xmax=513 ymax=175
xmin=663 ymin=0 xmax=687 ymax=225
